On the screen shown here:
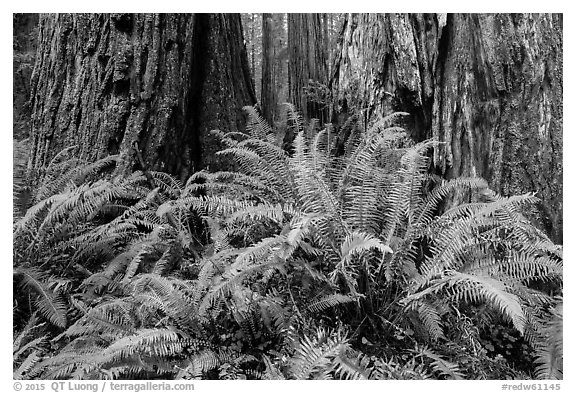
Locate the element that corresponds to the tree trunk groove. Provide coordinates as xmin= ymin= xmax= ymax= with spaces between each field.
xmin=332 ymin=13 xmax=563 ymax=242
xmin=28 ymin=13 xmax=256 ymax=180
xmin=288 ymin=13 xmax=329 ymax=123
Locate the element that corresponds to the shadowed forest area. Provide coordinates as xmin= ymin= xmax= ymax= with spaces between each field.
xmin=13 ymin=13 xmax=562 ymax=380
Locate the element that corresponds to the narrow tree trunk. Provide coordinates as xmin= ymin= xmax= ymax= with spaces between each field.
xmin=287 ymin=13 xmax=328 ymax=123
xmin=273 ymin=14 xmax=288 ymax=108
xmin=261 ymin=13 xmax=275 ymax=124
xmin=250 ymin=14 xmax=255 ymax=77
xmin=28 ymin=13 xmax=256 ymax=179
xmin=333 ymin=13 xmax=563 ymax=242
xmin=194 ymin=14 xmax=257 ymax=172
xmin=323 ymin=14 xmax=329 ymax=76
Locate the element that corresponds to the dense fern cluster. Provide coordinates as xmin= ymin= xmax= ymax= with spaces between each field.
xmin=13 ymin=105 xmax=562 ymax=380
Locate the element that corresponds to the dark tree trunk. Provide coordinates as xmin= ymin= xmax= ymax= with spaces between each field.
xmin=13 ymin=14 xmax=39 ymax=52
xmin=332 ymin=13 xmax=562 ymax=243
xmin=288 ymin=13 xmax=328 ymax=123
xmin=13 ymin=13 xmax=39 ymax=139
xmin=261 ymin=13 xmax=275 ymax=124
xmin=251 ymin=13 xmax=255 ymax=76
xmin=28 ymin=13 xmax=256 ymax=179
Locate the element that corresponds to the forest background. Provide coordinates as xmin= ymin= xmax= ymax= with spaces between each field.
xmin=5 ymin=2 xmax=573 ymax=385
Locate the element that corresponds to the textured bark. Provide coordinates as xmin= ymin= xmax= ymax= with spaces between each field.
xmin=261 ymin=13 xmax=275 ymax=124
xmin=333 ymin=13 xmax=562 ymax=242
xmin=288 ymin=13 xmax=329 ymax=123
xmin=270 ymin=14 xmax=289 ymax=121
xmin=273 ymin=13 xmax=289 ymax=104
xmin=13 ymin=14 xmax=39 ymax=55
xmin=192 ymin=14 xmax=258 ymax=172
xmin=251 ymin=14 xmax=255 ymax=76
xmin=29 ymin=13 xmax=256 ymax=179
xmin=13 ymin=13 xmax=39 ymax=139
xmin=242 ymin=13 xmax=262 ymax=100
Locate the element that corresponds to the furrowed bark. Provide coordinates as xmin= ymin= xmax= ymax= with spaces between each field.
xmin=29 ymin=13 xmax=256 ymax=179
xmin=288 ymin=13 xmax=329 ymax=123
xmin=333 ymin=13 xmax=562 ymax=242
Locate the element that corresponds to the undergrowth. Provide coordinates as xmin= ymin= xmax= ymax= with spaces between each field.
xmin=13 ymin=105 xmax=562 ymax=380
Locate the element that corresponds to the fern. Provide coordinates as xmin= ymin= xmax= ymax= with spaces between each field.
xmin=14 ymin=105 xmax=562 ymax=380
xmin=35 ymin=153 xmax=119 ymax=202
xmin=404 ymin=299 xmax=445 ymax=342
xmin=177 ymin=349 xmax=253 ymax=379
xmin=14 ymin=267 xmax=67 ymax=328
xmin=39 ymin=328 xmax=194 ymax=379
xmin=534 ymin=301 xmax=563 ymax=379
xmin=307 ymin=294 xmax=356 ymax=314
xmin=405 ymin=271 xmax=526 ymax=334
xmin=13 ymin=314 xmax=47 ymax=379
xmin=65 ymin=298 xmax=136 ymax=337
xmin=415 ymin=347 xmax=465 ymax=380
xmin=290 ymin=327 xmax=349 ymax=379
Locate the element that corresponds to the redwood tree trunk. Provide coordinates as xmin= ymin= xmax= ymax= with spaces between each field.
xmin=332 ymin=13 xmax=563 ymax=243
xmin=288 ymin=13 xmax=328 ymax=123
xmin=261 ymin=13 xmax=275 ymax=124
xmin=29 ymin=13 xmax=256 ymax=179
xmin=13 ymin=13 xmax=39 ymax=140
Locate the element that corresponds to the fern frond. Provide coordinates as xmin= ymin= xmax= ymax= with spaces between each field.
xmin=261 ymin=355 xmax=287 ymax=380
xmin=409 ymin=271 xmax=526 ymax=334
xmin=243 ymin=105 xmax=275 ymax=140
xmin=340 ymin=231 xmax=393 ymax=262
xmin=462 ymin=250 xmax=562 ymax=284
xmin=131 ymin=274 xmax=203 ymax=331
xmin=416 ymin=347 xmax=464 ymax=379
xmin=216 ymin=147 xmax=290 ymax=196
xmin=181 ymin=195 xmax=255 ymax=218
xmin=35 ymin=154 xmax=119 ymax=201
xmin=14 ymin=350 xmax=42 ymax=379
xmin=13 ymin=313 xmax=43 ymax=353
xmin=226 ymin=202 xmax=295 ymax=226
xmin=416 ymin=177 xmax=489 ymax=226
xmin=177 ymin=348 xmax=244 ymax=379
xmin=65 ymin=298 xmax=136 ymax=337
xmin=13 ymin=336 xmax=46 ymax=361
xmin=285 ymin=103 xmax=304 ymax=135
xmin=14 ymin=267 xmax=67 ymax=328
xmin=122 ymin=244 xmax=155 ymax=283
xmin=149 ymin=171 xmax=183 ymax=197
xmin=534 ymin=302 xmax=563 ymax=379
xmin=185 ymin=170 xmax=284 ymax=201
xmin=404 ymin=299 xmax=445 ymax=341
xmin=307 ymin=294 xmax=356 ymax=314
xmin=290 ymin=327 xmax=349 ymax=379
xmin=332 ymin=350 xmax=374 ymax=380
xmin=96 ymin=328 xmax=185 ymax=364
xmin=202 ymin=258 xmax=287 ymax=314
